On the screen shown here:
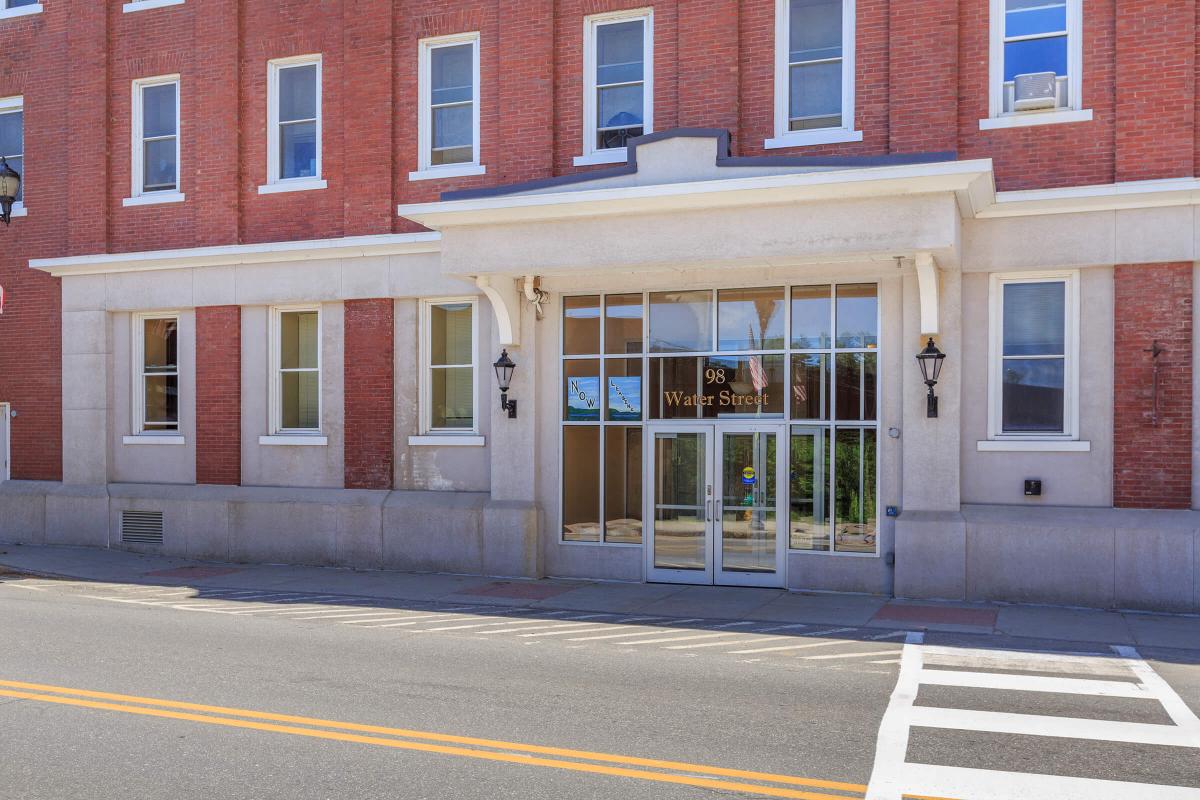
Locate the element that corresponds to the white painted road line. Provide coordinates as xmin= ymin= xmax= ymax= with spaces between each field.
xmin=727 ymin=628 xmax=858 ymax=654
xmin=802 ymin=650 xmax=904 ymax=661
xmin=908 ymin=705 xmax=1196 ymax=747
xmin=615 ymin=632 xmax=745 ymax=647
xmin=518 ymin=618 xmax=662 ymax=638
xmin=918 ymin=668 xmax=1151 ymax=698
xmin=566 ymin=620 xmax=707 ymax=641
xmin=1113 ymin=644 xmax=1200 ymax=746
xmin=290 ymin=611 xmax=423 ymax=621
xmin=419 ymin=618 xmax=562 ymax=633
xmin=898 ymin=763 xmax=1200 ymax=800
xmin=665 ymin=636 xmax=790 ymax=650
xmin=359 ymin=615 xmax=485 ymax=628
xmin=864 ymin=631 xmax=925 ymax=800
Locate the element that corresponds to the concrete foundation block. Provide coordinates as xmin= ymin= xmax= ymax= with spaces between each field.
xmin=481 ymin=500 xmax=542 ymax=578
xmin=382 ymin=491 xmax=487 ymax=573
xmin=789 ymin=548 xmax=894 ymax=595
xmin=229 ymin=497 xmax=338 ymax=566
xmin=893 ymin=511 xmax=966 ymax=600
xmin=334 ymin=492 xmax=387 ymax=569
xmin=182 ymin=500 xmax=232 ymax=561
xmin=44 ymin=485 xmax=110 ymax=547
xmin=1114 ymin=524 xmax=1197 ymax=613
xmin=0 ymin=481 xmax=50 ymax=544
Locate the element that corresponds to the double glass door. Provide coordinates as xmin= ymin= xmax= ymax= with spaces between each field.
xmin=645 ymin=424 xmax=785 ymax=586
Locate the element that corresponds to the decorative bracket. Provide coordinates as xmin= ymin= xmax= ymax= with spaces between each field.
xmin=476 ymin=275 xmax=521 ymax=347
xmin=914 ymin=252 xmax=940 ymax=336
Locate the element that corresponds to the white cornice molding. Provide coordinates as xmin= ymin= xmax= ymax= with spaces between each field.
xmin=29 ymin=232 xmax=441 ymax=277
xmin=397 ymin=160 xmax=998 ymax=228
xmin=981 ymin=177 xmax=1200 ymax=219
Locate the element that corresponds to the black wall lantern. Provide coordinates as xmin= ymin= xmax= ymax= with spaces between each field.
xmin=0 ymin=157 xmax=20 ymax=226
xmin=916 ymin=337 xmax=946 ymax=418
xmin=493 ymin=349 xmax=517 ymax=419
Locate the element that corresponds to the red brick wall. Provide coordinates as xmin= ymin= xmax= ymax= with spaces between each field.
xmin=343 ymin=299 xmax=395 ymax=490
xmin=195 ymin=306 xmax=241 ymax=486
xmin=1113 ymin=263 xmax=1194 ymax=509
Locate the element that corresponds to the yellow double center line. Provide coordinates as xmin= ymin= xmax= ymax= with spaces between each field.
xmin=0 ymin=678 xmax=867 ymax=800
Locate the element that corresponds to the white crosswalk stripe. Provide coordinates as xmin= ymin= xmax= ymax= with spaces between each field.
xmin=727 ymin=628 xmax=858 ymax=654
xmin=865 ymin=635 xmax=1200 ymax=800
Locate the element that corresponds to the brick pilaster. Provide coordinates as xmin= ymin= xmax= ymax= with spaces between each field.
xmin=344 ymin=298 xmax=395 ymax=490
xmin=1113 ymin=263 xmax=1193 ymax=508
xmin=195 ymin=306 xmax=241 ymax=486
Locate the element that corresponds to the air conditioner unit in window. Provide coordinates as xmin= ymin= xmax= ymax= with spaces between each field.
xmin=1013 ymin=72 xmax=1058 ymax=111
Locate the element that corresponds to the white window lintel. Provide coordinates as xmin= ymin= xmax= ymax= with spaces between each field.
xmin=123 ymin=0 xmax=184 ymax=12
xmin=0 ymin=3 xmax=42 ymax=20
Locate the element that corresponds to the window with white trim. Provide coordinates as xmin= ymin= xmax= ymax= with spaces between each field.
xmin=266 ymin=56 xmax=322 ymax=187
xmin=421 ymin=299 xmax=477 ymax=433
xmin=271 ymin=307 xmax=321 ymax=434
xmin=578 ymin=9 xmax=652 ymax=164
xmin=131 ymin=76 xmax=180 ymax=198
xmin=769 ymin=0 xmax=859 ymax=148
xmin=0 ymin=0 xmax=41 ymax=17
xmin=3 ymin=0 xmax=38 ymax=7
xmin=988 ymin=272 xmax=1079 ymax=439
xmin=990 ymin=0 xmax=1082 ymax=118
xmin=413 ymin=33 xmax=483 ymax=180
xmin=135 ymin=315 xmax=180 ymax=435
xmin=0 ymin=96 xmax=22 ymax=210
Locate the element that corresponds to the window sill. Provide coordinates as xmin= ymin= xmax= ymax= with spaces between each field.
xmin=9 ymin=203 xmax=25 ymax=218
xmin=977 ymin=440 xmax=1091 ymax=452
xmin=123 ymin=0 xmax=183 ymax=11
xmin=408 ymin=164 xmax=486 ymax=182
xmin=259 ymin=434 xmax=328 ymax=446
xmin=122 ymin=434 xmax=185 ymax=446
xmin=408 ymin=435 xmax=485 ymax=447
xmin=764 ymin=128 xmax=864 ymax=149
xmin=978 ymin=109 xmax=1094 ymax=131
xmin=257 ymin=178 xmax=327 ymax=195
xmin=572 ymin=149 xmax=628 ymax=167
xmin=0 ymin=4 xmax=43 ymax=20
xmin=123 ymin=192 xmax=185 ymax=207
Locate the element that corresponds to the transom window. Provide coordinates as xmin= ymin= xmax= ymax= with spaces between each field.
xmin=578 ymin=9 xmax=652 ymax=164
xmin=414 ymin=33 xmax=483 ymax=180
xmin=135 ymin=315 xmax=179 ymax=435
xmin=990 ymin=0 xmax=1082 ymax=116
xmin=132 ymin=76 xmax=180 ymax=197
xmin=560 ymin=285 xmax=878 ymax=554
xmin=769 ymin=0 xmax=859 ymax=148
xmin=988 ymin=272 xmax=1079 ymax=439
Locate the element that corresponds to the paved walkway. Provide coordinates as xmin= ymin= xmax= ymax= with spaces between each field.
xmin=1 ymin=542 xmax=1197 ymax=650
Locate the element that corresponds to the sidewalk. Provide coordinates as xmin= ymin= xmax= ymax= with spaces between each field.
xmin=2 ymin=542 xmax=1197 ymax=651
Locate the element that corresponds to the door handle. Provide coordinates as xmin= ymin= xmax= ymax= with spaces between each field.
xmin=705 ymin=499 xmax=711 ymax=522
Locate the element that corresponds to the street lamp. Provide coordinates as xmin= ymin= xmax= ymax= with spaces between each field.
xmin=915 ymin=337 xmax=946 ymax=418
xmin=0 ymin=157 xmax=20 ymax=226
xmin=493 ymin=349 xmax=517 ymax=419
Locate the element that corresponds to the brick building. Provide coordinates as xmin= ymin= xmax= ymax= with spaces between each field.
xmin=0 ymin=0 xmax=1197 ymax=610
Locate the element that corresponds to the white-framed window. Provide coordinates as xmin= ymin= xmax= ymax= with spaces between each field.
xmin=0 ymin=0 xmax=42 ymax=21
xmin=127 ymin=76 xmax=183 ymax=206
xmin=411 ymin=32 xmax=484 ymax=182
xmin=767 ymin=0 xmax=860 ymax=149
xmin=269 ymin=306 xmax=322 ymax=435
xmin=133 ymin=313 xmax=180 ymax=436
xmin=123 ymin=0 xmax=185 ymax=13
xmin=987 ymin=272 xmax=1079 ymax=441
xmin=575 ymin=8 xmax=652 ymax=166
xmin=420 ymin=298 xmax=478 ymax=435
xmin=0 ymin=95 xmax=23 ymax=217
xmin=982 ymin=0 xmax=1089 ymax=129
xmin=261 ymin=55 xmax=325 ymax=194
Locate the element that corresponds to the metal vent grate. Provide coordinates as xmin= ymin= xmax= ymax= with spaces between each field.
xmin=121 ymin=510 xmax=164 ymax=545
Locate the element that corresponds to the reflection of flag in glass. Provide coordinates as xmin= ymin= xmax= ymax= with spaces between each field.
xmin=749 ymin=355 xmax=767 ymax=393
xmin=793 ymin=383 xmax=807 ymax=403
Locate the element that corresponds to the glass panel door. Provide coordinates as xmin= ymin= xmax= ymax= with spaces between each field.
xmin=646 ymin=427 xmax=713 ymax=584
xmin=715 ymin=427 xmax=785 ymax=587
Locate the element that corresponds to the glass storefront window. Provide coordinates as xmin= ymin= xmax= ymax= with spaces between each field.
xmin=790 ymin=353 xmax=829 ymax=420
xmin=649 ymin=290 xmax=713 ymax=353
xmin=604 ymin=293 xmax=644 ymax=355
xmin=834 ymin=352 xmax=877 ymax=422
xmin=717 ymin=287 xmax=785 ymax=351
xmin=562 ymin=426 xmax=601 ymax=542
xmin=835 ymin=283 xmax=878 ymax=349
xmin=564 ymin=359 xmax=601 ymax=422
xmin=606 ymin=358 xmax=642 ymax=421
xmin=604 ymin=426 xmax=642 ymax=543
xmin=791 ymin=284 xmax=832 ymax=349
xmin=833 ymin=427 xmax=876 ymax=553
xmin=789 ymin=426 xmax=830 ymax=550
xmin=648 ymin=355 xmax=784 ymax=419
xmin=564 ymin=295 xmax=601 ymax=355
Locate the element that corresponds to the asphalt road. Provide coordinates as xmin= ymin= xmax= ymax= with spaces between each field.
xmin=1 ymin=577 xmax=1198 ymax=799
